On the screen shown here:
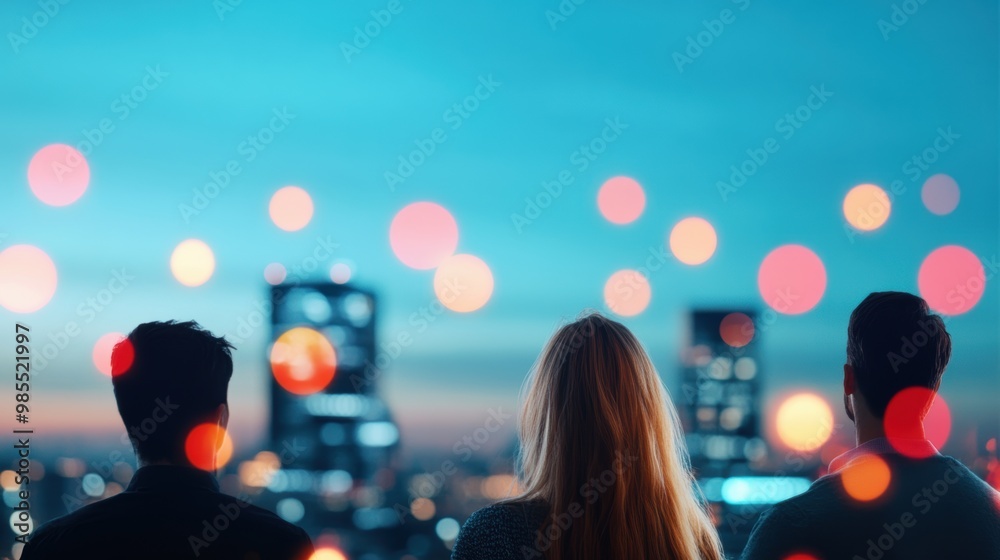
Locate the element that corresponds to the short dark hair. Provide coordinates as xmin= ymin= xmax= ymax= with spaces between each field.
xmin=111 ymin=321 xmax=234 ymax=463
xmin=846 ymin=292 xmax=951 ymax=417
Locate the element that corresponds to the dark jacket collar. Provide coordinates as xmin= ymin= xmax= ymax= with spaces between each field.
xmin=126 ymin=465 xmax=220 ymax=493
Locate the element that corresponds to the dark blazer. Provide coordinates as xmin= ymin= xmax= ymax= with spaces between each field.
xmin=741 ymin=452 xmax=1000 ymax=560
xmin=452 ymin=500 xmax=549 ymax=560
xmin=21 ymin=465 xmax=313 ymax=560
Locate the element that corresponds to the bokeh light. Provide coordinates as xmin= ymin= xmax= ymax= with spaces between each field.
xmin=884 ymin=387 xmax=951 ymax=459
xmin=783 ymin=555 xmax=820 ymax=560
xmin=922 ymin=174 xmax=960 ymax=215
xmin=433 ymin=254 xmax=494 ymax=312
xmin=597 ymin=176 xmax=645 ymax=224
xmin=843 ymin=183 xmax=891 ymax=231
xmin=185 ymin=423 xmax=233 ymax=471
xmin=987 ymin=463 xmax=1000 ymax=492
xmin=841 ymin=454 xmax=891 ymax=502
xmin=775 ymin=393 xmax=833 ymax=452
xmin=436 ymin=517 xmax=461 ymax=541
xmin=330 ymin=262 xmax=352 ymax=284
xmin=270 ymin=327 xmax=338 ymax=395
xmin=170 ymin=239 xmax=216 ymax=287
xmin=269 ymin=186 xmax=314 ymax=232
xmin=603 ymin=269 xmax=651 ymax=317
xmin=720 ymin=312 xmax=754 ymax=347
xmin=411 ymin=497 xmax=436 ymax=521
xmin=310 ymin=548 xmax=347 ymax=560
xmin=758 ymin=245 xmax=827 ymax=314
xmin=27 ymin=144 xmax=90 ymax=206
xmin=669 ymin=217 xmax=717 ymax=265
xmin=264 ymin=263 xmax=287 ymax=285
xmin=276 ymin=498 xmax=305 ymax=522
xmin=110 ymin=338 xmax=135 ymax=377
xmin=0 ymin=244 xmax=58 ymax=313
xmin=92 ymin=332 xmax=127 ymax=376
xmin=390 ymin=202 xmax=459 ymax=269
xmin=918 ymin=245 xmax=985 ymax=315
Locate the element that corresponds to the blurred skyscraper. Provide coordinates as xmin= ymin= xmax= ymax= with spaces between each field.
xmin=679 ymin=309 xmax=766 ymax=478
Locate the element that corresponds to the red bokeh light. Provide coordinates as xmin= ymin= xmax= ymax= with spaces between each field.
xmin=185 ymin=423 xmax=233 ymax=471
xmin=27 ymin=143 xmax=90 ymax=206
xmin=93 ymin=332 xmax=131 ymax=377
xmin=597 ymin=176 xmax=645 ymax=224
xmin=720 ymin=312 xmax=754 ymax=347
xmin=757 ymin=245 xmax=826 ymax=314
xmin=884 ymin=387 xmax=951 ymax=458
xmin=917 ymin=245 xmax=985 ymax=315
xmin=389 ymin=202 xmax=459 ymax=269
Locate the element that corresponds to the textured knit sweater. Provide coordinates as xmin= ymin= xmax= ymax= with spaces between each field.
xmin=741 ymin=452 xmax=1000 ymax=559
xmin=451 ymin=500 xmax=549 ymax=560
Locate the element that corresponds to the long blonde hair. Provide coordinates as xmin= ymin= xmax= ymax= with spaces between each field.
xmin=512 ymin=312 xmax=723 ymax=560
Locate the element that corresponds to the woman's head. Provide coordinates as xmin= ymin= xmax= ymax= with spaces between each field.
xmin=516 ymin=312 xmax=722 ymax=560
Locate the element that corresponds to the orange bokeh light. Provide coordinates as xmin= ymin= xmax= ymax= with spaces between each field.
xmin=270 ymin=327 xmax=337 ymax=395
xmin=921 ymin=174 xmax=960 ymax=215
xmin=843 ymin=183 xmax=891 ymax=231
xmin=0 ymin=244 xmax=58 ymax=313
xmin=841 ymin=454 xmax=891 ymax=502
xmin=28 ymin=144 xmax=90 ymax=206
xmin=597 ymin=176 xmax=645 ymax=224
xmin=884 ymin=387 xmax=951 ymax=459
xmin=170 ymin=239 xmax=216 ymax=287
xmin=669 ymin=217 xmax=717 ymax=265
xmin=390 ymin=202 xmax=459 ymax=269
xmin=603 ymin=269 xmax=651 ymax=317
xmin=918 ymin=245 xmax=985 ymax=315
xmin=185 ymin=424 xmax=234 ymax=471
xmin=758 ymin=244 xmax=826 ymax=314
xmin=775 ymin=393 xmax=833 ymax=452
xmin=269 ymin=186 xmax=314 ymax=232
xmin=720 ymin=312 xmax=754 ymax=347
xmin=434 ymin=254 xmax=494 ymax=312
xmin=93 ymin=332 xmax=128 ymax=376
xmin=310 ymin=549 xmax=347 ymax=560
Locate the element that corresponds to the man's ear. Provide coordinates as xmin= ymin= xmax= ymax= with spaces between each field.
xmin=216 ymin=403 xmax=229 ymax=431
xmin=843 ymin=364 xmax=855 ymax=396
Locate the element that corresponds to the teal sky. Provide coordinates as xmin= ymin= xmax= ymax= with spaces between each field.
xmin=1 ymin=1 xmax=997 ymax=457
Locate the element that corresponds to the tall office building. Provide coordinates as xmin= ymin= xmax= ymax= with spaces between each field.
xmin=678 ymin=309 xmax=766 ymax=477
xmin=268 ymin=281 xmax=398 ymax=475
xmin=264 ymin=281 xmax=423 ymax=557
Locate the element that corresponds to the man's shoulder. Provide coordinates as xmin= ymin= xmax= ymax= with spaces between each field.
xmin=760 ymin=454 xmax=998 ymax=522
xmin=23 ymin=490 xmax=311 ymax=558
xmin=220 ymin=495 xmax=310 ymax=538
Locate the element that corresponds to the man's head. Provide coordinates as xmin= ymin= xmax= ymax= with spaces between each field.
xmin=111 ymin=321 xmax=234 ymax=466
xmin=844 ymin=291 xmax=951 ymax=421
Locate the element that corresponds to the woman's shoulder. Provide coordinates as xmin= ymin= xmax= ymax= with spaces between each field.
xmin=466 ymin=499 xmax=548 ymax=528
xmin=451 ymin=499 xmax=548 ymax=560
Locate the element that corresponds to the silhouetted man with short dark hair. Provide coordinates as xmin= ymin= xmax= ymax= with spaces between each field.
xmin=741 ymin=292 xmax=1000 ymax=559
xmin=22 ymin=321 xmax=313 ymax=560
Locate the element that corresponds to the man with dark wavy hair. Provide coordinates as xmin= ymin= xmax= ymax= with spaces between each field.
xmin=742 ymin=291 xmax=1000 ymax=559
xmin=22 ymin=320 xmax=313 ymax=560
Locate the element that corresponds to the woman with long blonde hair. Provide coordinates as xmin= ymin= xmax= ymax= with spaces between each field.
xmin=452 ymin=313 xmax=723 ymax=560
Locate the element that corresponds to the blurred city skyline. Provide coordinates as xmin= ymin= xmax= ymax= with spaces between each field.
xmin=0 ymin=0 xmax=997 ymax=462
